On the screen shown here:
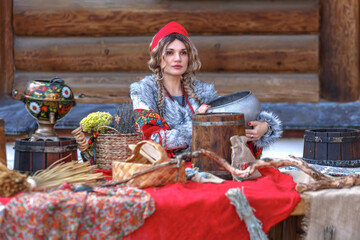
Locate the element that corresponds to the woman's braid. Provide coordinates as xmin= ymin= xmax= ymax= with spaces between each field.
xmin=155 ymin=70 xmax=166 ymax=116
xmin=182 ymin=73 xmax=202 ymax=105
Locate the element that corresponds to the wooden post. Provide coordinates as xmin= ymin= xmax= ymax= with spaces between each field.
xmin=0 ymin=118 xmax=6 ymax=166
xmin=320 ymin=0 xmax=359 ymax=101
xmin=0 ymin=0 xmax=14 ymax=99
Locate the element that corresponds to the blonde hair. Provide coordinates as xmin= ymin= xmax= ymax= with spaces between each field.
xmin=148 ymin=33 xmax=202 ymax=116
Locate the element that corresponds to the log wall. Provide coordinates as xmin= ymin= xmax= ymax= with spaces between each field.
xmin=3 ymin=0 xmax=359 ymax=104
xmin=0 ymin=118 xmax=6 ymax=166
xmin=9 ymin=0 xmax=321 ymax=103
xmin=0 ymin=0 xmax=14 ymax=99
xmin=13 ymin=1 xmax=319 ymax=36
xmin=320 ymin=0 xmax=360 ymax=101
xmin=14 ymin=35 xmax=318 ymax=73
xmin=13 ymin=72 xmax=320 ymax=103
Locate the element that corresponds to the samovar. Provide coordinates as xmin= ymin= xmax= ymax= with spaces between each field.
xmin=22 ymin=77 xmax=76 ymax=141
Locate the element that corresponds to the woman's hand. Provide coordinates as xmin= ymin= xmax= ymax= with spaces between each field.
xmin=197 ymin=104 xmax=211 ymax=114
xmin=246 ymin=121 xmax=269 ymax=142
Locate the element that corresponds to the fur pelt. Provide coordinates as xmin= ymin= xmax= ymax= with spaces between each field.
xmin=255 ymin=111 xmax=283 ymax=149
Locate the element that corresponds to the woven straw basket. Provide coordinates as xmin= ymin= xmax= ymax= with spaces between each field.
xmin=96 ymin=126 xmax=143 ymax=170
xmin=112 ymin=140 xmax=187 ymax=188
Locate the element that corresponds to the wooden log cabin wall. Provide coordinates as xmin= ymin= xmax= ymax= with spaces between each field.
xmin=0 ymin=0 xmax=359 ymax=133
xmin=3 ymin=0 xmax=322 ymax=104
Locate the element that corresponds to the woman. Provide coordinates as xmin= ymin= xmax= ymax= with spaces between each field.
xmin=130 ymin=22 xmax=282 ymax=158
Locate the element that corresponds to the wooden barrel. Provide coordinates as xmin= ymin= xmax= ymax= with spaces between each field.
xmin=192 ymin=113 xmax=245 ymax=179
xmin=14 ymin=137 xmax=78 ymax=173
xmin=303 ymin=128 xmax=360 ymax=167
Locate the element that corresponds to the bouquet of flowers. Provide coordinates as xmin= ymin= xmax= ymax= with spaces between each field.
xmin=80 ymin=111 xmax=113 ymax=134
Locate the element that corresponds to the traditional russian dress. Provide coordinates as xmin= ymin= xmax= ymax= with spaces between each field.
xmin=130 ymin=75 xmax=282 ymax=158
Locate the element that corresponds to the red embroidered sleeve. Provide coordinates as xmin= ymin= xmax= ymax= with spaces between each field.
xmin=246 ymin=141 xmax=263 ymax=159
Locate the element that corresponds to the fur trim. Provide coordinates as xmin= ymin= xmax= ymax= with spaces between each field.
xmin=254 ymin=111 xmax=283 ymax=149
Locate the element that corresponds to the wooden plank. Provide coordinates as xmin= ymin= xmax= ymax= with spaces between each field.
xmin=13 ymin=0 xmax=319 ymax=36
xmin=45 ymin=141 xmax=60 ymax=169
xmin=269 ymin=194 xmax=308 ymax=239
xmin=341 ymin=130 xmax=353 ymax=160
xmin=303 ymin=130 xmax=315 ymax=160
xmin=197 ymin=35 xmax=318 ymax=73
xmin=282 ymin=216 xmax=304 ymax=240
xmin=315 ymin=132 xmax=328 ymax=160
xmin=320 ymin=0 xmax=359 ymax=101
xmin=13 ymin=72 xmax=320 ymax=103
xmin=0 ymin=0 xmax=14 ymax=98
xmin=291 ymin=194 xmax=310 ymax=216
xmin=356 ymin=131 xmax=360 ymax=162
xmin=13 ymin=72 xmax=142 ymax=103
xmin=327 ymin=131 xmax=341 ymax=160
xmin=31 ymin=141 xmax=44 ymax=172
xmin=267 ymin=222 xmax=283 ymax=240
xmin=200 ymin=73 xmax=319 ymax=103
xmin=0 ymin=118 xmax=6 ymax=166
xmin=14 ymin=35 xmax=319 ymax=73
xmin=13 ymin=142 xmax=21 ymax=170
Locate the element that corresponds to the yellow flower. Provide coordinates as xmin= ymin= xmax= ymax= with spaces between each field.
xmin=80 ymin=112 xmax=113 ymax=133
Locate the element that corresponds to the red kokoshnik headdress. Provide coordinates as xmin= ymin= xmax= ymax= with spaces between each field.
xmin=150 ymin=21 xmax=189 ymax=53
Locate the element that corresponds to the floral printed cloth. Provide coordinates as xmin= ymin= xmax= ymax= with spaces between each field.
xmin=134 ymin=109 xmax=174 ymax=157
xmin=134 ymin=109 xmax=171 ymax=144
xmin=134 ymin=109 xmax=170 ymax=130
xmin=0 ymin=184 xmax=155 ymax=239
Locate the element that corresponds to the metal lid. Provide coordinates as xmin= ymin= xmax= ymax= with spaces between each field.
xmin=23 ymin=77 xmax=75 ymax=102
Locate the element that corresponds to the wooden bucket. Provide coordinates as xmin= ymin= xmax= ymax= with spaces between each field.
xmin=192 ymin=113 xmax=245 ymax=179
xmin=14 ymin=137 xmax=78 ymax=173
xmin=303 ymin=128 xmax=360 ymax=167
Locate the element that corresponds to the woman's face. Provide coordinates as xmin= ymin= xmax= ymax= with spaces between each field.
xmin=161 ymin=39 xmax=189 ymax=78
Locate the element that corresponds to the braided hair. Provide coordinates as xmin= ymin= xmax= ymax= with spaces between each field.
xmin=148 ymin=33 xmax=202 ymax=116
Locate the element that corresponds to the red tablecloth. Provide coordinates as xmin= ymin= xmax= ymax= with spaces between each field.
xmin=124 ymin=167 xmax=300 ymax=240
xmin=0 ymin=167 xmax=300 ymax=240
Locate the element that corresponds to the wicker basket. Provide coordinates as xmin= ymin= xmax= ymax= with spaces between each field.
xmin=112 ymin=140 xmax=187 ymax=188
xmin=96 ymin=126 xmax=143 ymax=170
